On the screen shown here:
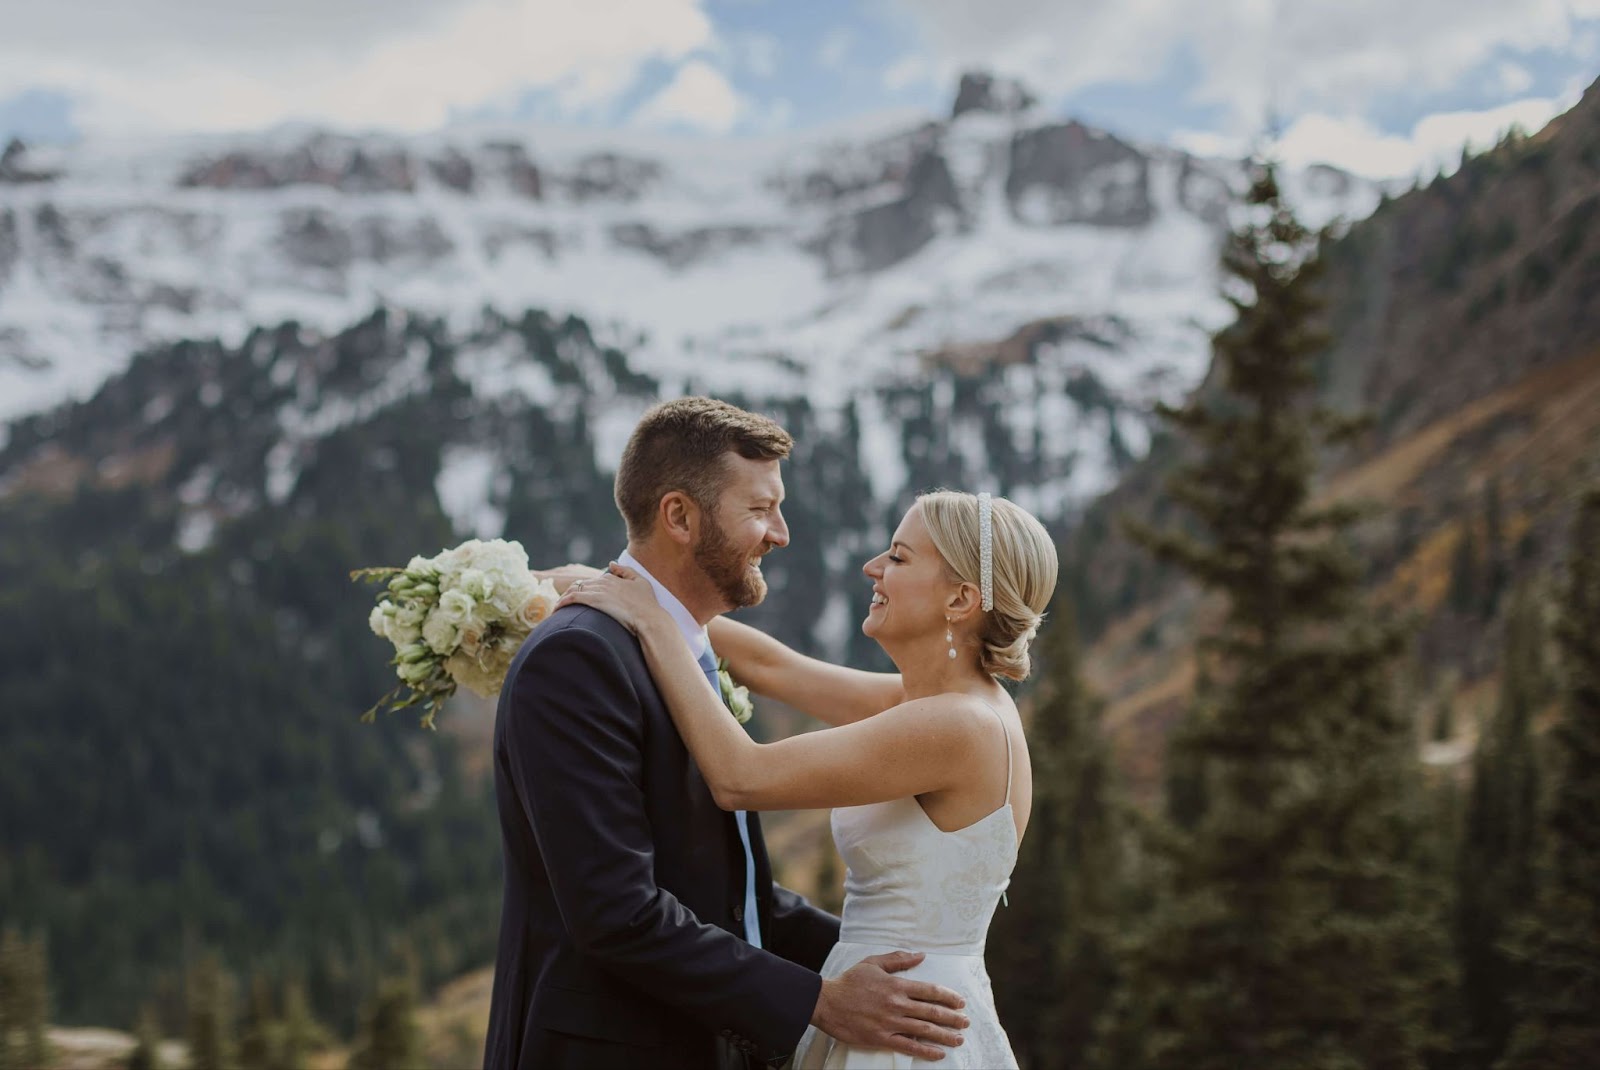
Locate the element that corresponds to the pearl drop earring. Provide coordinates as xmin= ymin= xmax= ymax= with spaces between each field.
xmin=946 ymin=617 xmax=957 ymax=660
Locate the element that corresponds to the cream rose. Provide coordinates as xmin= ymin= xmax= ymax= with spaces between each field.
xmin=516 ymin=581 xmax=561 ymax=631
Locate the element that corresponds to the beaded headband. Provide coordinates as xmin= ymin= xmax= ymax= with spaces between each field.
xmin=977 ymin=492 xmax=994 ymax=612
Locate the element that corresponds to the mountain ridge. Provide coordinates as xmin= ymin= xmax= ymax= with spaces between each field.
xmin=1065 ymin=75 xmax=1600 ymax=800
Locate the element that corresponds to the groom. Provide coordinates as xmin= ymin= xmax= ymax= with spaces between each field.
xmin=484 ymin=397 xmax=969 ymax=1069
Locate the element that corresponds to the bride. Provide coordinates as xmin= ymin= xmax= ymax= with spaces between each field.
xmin=559 ymin=490 xmax=1058 ymax=1069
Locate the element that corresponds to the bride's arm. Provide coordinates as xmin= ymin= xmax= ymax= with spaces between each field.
xmin=707 ymin=617 xmax=903 ymax=727
xmin=649 ymin=627 xmax=975 ymax=812
xmin=561 ymin=568 xmax=979 ymax=812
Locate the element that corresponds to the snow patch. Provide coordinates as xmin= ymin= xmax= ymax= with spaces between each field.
xmin=813 ymin=589 xmax=854 ymax=662
xmin=435 ymin=444 xmax=507 ymax=539
xmin=176 ymin=510 xmax=216 ymax=553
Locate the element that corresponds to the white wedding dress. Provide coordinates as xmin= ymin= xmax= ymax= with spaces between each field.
xmin=792 ymin=704 xmax=1020 ymax=1069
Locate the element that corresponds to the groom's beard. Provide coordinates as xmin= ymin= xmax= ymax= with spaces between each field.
xmin=695 ymin=515 xmax=769 ymax=609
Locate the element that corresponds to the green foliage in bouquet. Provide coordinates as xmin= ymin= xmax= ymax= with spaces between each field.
xmin=351 ymin=565 xmax=453 ymax=728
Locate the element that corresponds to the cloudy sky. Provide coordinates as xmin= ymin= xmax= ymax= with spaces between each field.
xmin=1 ymin=0 xmax=1597 ymax=178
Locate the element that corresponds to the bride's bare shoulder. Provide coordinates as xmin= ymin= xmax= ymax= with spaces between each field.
xmin=873 ymin=692 xmax=1004 ymax=739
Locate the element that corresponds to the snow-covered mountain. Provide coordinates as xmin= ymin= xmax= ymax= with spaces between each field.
xmin=0 ymin=75 xmax=1384 ymax=660
xmin=1 ymin=73 xmax=1378 ymax=429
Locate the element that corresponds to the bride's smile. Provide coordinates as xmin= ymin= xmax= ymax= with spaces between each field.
xmin=859 ymin=504 xmax=961 ymax=657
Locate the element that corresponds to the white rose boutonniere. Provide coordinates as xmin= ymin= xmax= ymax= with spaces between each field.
xmin=716 ymin=657 xmax=754 ymax=725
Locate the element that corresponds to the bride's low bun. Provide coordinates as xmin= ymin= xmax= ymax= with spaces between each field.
xmin=980 ymin=615 xmax=1043 ymax=682
xmin=917 ymin=491 xmax=1059 ymax=682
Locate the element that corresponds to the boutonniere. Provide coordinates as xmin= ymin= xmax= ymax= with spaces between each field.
xmin=716 ymin=657 xmax=754 ymax=725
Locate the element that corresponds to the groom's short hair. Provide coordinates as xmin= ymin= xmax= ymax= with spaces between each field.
xmin=615 ymin=397 xmax=793 ymax=539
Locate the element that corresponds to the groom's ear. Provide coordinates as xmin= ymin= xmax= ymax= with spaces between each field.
xmin=657 ymin=490 xmax=699 ymax=546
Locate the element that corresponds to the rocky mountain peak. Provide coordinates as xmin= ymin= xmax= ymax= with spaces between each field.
xmin=0 ymin=138 xmax=57 ymax=184
xmin=951 ymin=71 xmax=1039 ymax=120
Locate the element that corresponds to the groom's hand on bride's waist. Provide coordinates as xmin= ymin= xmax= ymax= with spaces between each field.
xmin=809 ymin=950 xmax=969 ymax=1061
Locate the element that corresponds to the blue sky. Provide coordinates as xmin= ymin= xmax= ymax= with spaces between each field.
xmin=1 ymin=0 xmax=1597 ymax=178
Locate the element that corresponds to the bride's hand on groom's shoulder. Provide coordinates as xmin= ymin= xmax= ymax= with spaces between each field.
xmin=811 ymin=950 xmax=969 ymax=1061
xmin=556 ymin=563 xmax=666 ymax=637
xmin=535 ymin=562 xmax=602 ymax=594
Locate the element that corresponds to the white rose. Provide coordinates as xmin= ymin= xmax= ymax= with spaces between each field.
xmin=486 ymin=572 xmax=534 ymax=617
xmin=456 ymin=568 xmax=492 ymax=602
xmin=369 ymin=603 xmax=392 ymax=640
xmin=436 ymin=589 xmax=476 ymax=626
xmin=434 ymin=545 xmax=467 ymax=587
xmin=478 ymin=539 xmax=526 ymax=569
xmin=479 ymin=544 xmax=529 ymax=590
xmin=390 ymin=603 xmax=426 ymax=646
xmin=422 ymin=611 xmax=461 ymax=656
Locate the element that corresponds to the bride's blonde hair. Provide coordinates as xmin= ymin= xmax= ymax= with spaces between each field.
xmin=916 ymin=491 xmax=1059 ymax=681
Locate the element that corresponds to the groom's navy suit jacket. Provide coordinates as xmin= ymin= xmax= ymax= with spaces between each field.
xmin=484 ymin=603 xmax=840 ymax=1070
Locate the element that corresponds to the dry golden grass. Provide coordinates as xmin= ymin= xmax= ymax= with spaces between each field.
xmin=1325 ymin=346 xmax=1600 ymax=508
xmin=1102 ymin=654 xmax=1197 ymax=733
xmin=1386 ymin=522 xmax=1466 ymax=615
xmin=1081 ymin=346 xmax=1600 ymax=801
xmin=414 ymin=965 xmax=495 ymax=1069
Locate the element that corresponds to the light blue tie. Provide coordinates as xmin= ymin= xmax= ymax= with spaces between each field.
xmin=698 ymin=645 xmax=763 ymax=949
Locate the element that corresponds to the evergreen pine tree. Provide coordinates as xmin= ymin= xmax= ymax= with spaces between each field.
xmin=126 ymin=1004 xmax=164 ymax=1070
xmin=347 ymin=972 xmax=422 ymax=1070
xmin=183 ymin=953 xmax=236 ymax=1070
xmin=0 ymin=927 xmax=52 ymax=1070
xmin=1483 ymin=479 xmax=1510 ymax=613
xmin=1421 ymin=770 xmax=1468 ymax=1070
xmin=19 ymin=932 xmax=49 ymax=1069
xmin=1498 ymin=488 xmax=1600 ymax=1068
xmin=1108 ymin=163 xmax=1447 ymax=1070
xmin=1161 ymin=682 xmax=1213 ymax=832
xmin=989 ymin=616 xmax=1123 ymax=1070
xmin=1450 ymin=515 xmax=1483 ymax=618
xmin=277 ymin=980 xmax=327 ymax=1070
xmin=0 ymin=925 xmax=17 ymax=1070
xmin=1432 ymin=690 xmax=1458 ymax=744
xmin=1457 ymin=585 xmax=1547 ymax=1068
xmin=236 ymin=974 xmax=281 ymax=1070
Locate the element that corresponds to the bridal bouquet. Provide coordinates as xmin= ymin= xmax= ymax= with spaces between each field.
xmin=353 ymin=538 xmax=559 ymax=728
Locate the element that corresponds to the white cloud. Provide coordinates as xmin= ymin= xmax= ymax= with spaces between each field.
xmin=0 ymin=0 xmax=716 ymax=134
xmin=818 ymin=28 xmax=856 ymax=71
xmin=1577 ymin=26 xmax=1600 ymax=60
xmin=1271 ymin=95 xmax=1573 ymax=179
xmin=751 ymin=97 xmax=796 ymax=131
xmin=1494 ymin=61 xmax=1535 ymax=95
xmin=1171 ymin=129 xmax=1245 ymax=159
xmin=883 ymin=54 xmax=937 ymax=92
xmin=631 ymin=59 xmax=748 ymax=133
xmin=891 ymin=0 xmax=1600 ymax=127
xmin=728 ymin=31 xmax=782 ymax=78
xmin=1270 ymin=115 xmax=1428 ymax=178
